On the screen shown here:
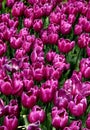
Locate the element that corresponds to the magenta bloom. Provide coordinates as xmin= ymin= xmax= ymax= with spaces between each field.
xmin=28 ymin=105 xmax=45 ymax=123
xmin=58 ymin=38 xmax=75 ymax=53
xmin=80 ymin=58 xmax=90 ymax=78
xmin=69 ymin=94 xmax=87 ymax=116
xmin=40 ymin=79 xmax=58 ymax=103
xmin=51 ymin=107 xmax=68 ymax=129
xmin=3 ymin=115 xmax=18 ymax=130
xmin=12 ymin=2 xmax=25 ymax=17
xmin=60 ymin=20 xmax=72 ymax=35
xmin=21 ymin=86 xmax=39 ymax=108
xmin=86 ymin=113 xmax=90 ymax=129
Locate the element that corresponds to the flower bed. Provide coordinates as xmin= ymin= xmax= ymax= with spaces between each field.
xmin=0 ymin=0 xmax=90 ymax=130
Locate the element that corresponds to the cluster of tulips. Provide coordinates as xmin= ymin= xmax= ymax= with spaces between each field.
xmin=1 ymin=0 xmax=90 ymax=130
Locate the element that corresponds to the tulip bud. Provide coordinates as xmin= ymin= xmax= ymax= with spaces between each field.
xmin=28 ymin=105 xmax=45 ymax=123
xmin=24 ymin=18 xmax=33 ymax=28
xmin=0 ymin=41 xmax=7 ymax=57
xmin=6 ymin=0 xmax=15 ymax=7
xmin=3 ymin=115 xmax=18 ymax=130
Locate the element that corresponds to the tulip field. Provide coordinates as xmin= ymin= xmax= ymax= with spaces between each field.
xmin=1 ymin=0 xmax=90 ymax=129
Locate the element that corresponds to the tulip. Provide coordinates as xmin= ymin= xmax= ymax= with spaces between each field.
xmin=24 ymin=18 xmax=33 ymax=29
xmin=51 ymin=107 xmax=68 ymax=129
xmin=49 ymin=12 xmax=61 ymax=24
xmin=68 ymin=14 xmax=76 ymax=24
xmin=12 ymin=2 xmax=25 ymax=17
xmin=4 ymin=99 xmax=19 ymax=117
xmin=32 ymin=62 xmax=44 ymax=81
xmin=74 ymin=24 xmax=83 ymax=35
xmin=86 ymin=113 xmax=90 ymax=129
xmin=79 ymin=58 xmax=90 ymax=78
xmin=54 ymin=89 xmax=71 ymax=109
xmin=21 ymin=86 xmax=39 ymax=108
xmin=24 ymin=7 xmax=34 ymax=18
xmin=78 ymin=33 xmax=90 ymax=48
xmin=33 ymin=4 xmax=43 ymax=19
xmin=42 ymin=3 xmax=53 ymax=16
xmin=40 ymin=79 xmax=58 ymax=103
xmin=6 ymin=0 xmax=15 ymax=7
xmin=48 ymin=33 xmax=59 ymax=45
xmin=12 ymin=79 xmax=23 ymax=96
xmin=64 ymin=120 xmax=82 ymax=130
xmin=0 ymin=41 xmax=7 ymax=57
xmin=3 ymin=115 xmax=18 ymax=130
xmin=27 ymin=121 xmax=41 ymax=130
xmin=0 ymin=126 xmax=8 ymax=130
xmin=46 ymin=51 xmax=56 ymax=63
xmin=60 ymin=20 xmax=72 ymax=35
xmin=0 ymin=98 xmax=5 ymax=117
xmin=28 ymin=105 xmax=45 ymax=123
xmin=86 ymin=46 xmax=90 ymax=57
xmin=33 ymin=19 xmax=43 ymax=32
xmin=58 ymin=38 xmax=75 ymax=53
xmin=1 ymin=81 xmax=12 ymax=95
xmin=69 ymin=94 xmax=87 ymax=116
xmin=10 ymin=37 xmax=23 ymax=49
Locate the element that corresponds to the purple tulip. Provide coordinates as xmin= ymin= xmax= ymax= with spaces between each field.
xmin=32 ymin=62 xmax=44 ymax=81
xmin=48 ymin=33 xmax=59 ymax=45
xmin=46 ymin=51 xmax=56 ymax=63
xmin=79 ymin=58 xmax=90 ymax=78
xmin=21 ymin=86 xmax=39 ymax=108
xmin=81 ymin=82 xmax=90 ymax=97
xmin=28 ymin=0 xmax=38 ymax=5
xmin=78 ymin=33 xmax=90 ymax=48
xmin=51 ymin=107 xmax=68 ymax=129
xmin=86 ymin=8 xmax=90 ymax=20
xmin=0 ymin=98 xmax=5 ymax=117
xmin=3 ymin=115 xmax=18 ymax=130
xmin=69 ymin=94 xmax=87 ymax=116
xmin=42 ymin=3 xmax=52 ymax=16
xmin=49 ymin=12 xmax=61 ymax=24
xmin=58 ymin=38 xmax=75 ymax=53
xmin=6 ymin=0 xmax=15 ymax=7
xmin=24 ymin=18 xmax=33 ymax=29
xmin=12 ymin=78 xmax=23 ymax=96
xmin=54 ymin=89 xmax=71 ymax=109
xmin=33 ymin=4 xmax=43 ymax=19
xmin=40 ymin=79 xmax=58 ymax=103
xmin=12 ymin=2 xmax=25 ymax=17
xmin=86 ymin=46 xmax=90 ymax=57
xmin=1 ymin=81 xmax=12 ymax=96
xmin=86 ymin=113 xmax=90 ymax=129
xmin=10 ymin=37 xmax=23 ymax=49
xmin=68 ymin=14 xmax=76 ymax=24
xmin=60 ymin=20 xmax=72 ymax=35
xmin=0 ymin=126 xmax=8 ymax=130
xmin=74 ymin=24 xmax=83 ymax=35
xmin=15 ymin=49 xmax=26 ymax=59
xmin=33 ymin=19 xmax=43 ymax=32
xmin=0 ymin=41 xmax=7 ymax=57
xmin=4 ymin=99 xmax=19 ymax=117
xmin=28 ymin=105 xmax=45 ymax=123
xmin=28 ymin=121 xmax=41 ymax=130
xmin=24 ymin=7 xmax=34 ymax=18
xmin=64 ymin=120 xmax=82 ymax=130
